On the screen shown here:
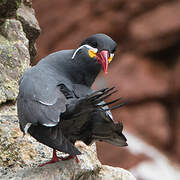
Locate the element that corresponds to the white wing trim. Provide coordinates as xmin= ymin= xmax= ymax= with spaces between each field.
xmin=37 ymin=100 xmax=54 ymax=106
xmin=43 ymin=123 xmax=57 ymax=127
xmin=24 ymin=123 xmax=32 ymax=134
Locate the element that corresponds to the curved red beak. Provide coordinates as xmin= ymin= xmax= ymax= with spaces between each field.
xmin=96 ymin=50 xmax=109 ymax=74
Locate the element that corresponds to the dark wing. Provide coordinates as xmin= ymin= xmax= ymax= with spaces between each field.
xmin=61 ymin=85 xmax=114 ymax=131
xmin=72 ymin=84 xmax=115 ymax=121
xmin=71 ymin=85 xmax=125 ymax=123
xmin=17 ymin=67 xmax=68 ymax=132
xmin=17 ymin=68 xmax=82 ymax=155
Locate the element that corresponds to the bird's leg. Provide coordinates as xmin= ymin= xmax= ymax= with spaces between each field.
xmin=39 ymin=149 xmax=59 ymax=167
xmin=40 ymin=149 xmax=79 ymax=167
xmin=59 ymin=155 xmax=79 ymax=163
xmin=59 ymin=140 xmax=87 ymax=163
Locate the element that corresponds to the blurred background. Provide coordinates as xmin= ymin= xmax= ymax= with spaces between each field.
xmin=32 ymin=0 xmax=180 ymax=179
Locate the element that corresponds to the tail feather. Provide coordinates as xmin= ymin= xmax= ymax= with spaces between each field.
xmin=28 ymin=124 xmax=81 ymax=156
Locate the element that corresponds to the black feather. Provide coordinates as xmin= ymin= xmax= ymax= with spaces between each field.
xmin=17 ymin=34 xmax=127 ymax=158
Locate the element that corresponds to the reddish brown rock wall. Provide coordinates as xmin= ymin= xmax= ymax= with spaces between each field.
xmin=32 ymin=0 xmax=180 ymax=169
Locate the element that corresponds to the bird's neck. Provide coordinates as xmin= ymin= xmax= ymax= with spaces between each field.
xmin=61 ymin=50 xmax=102 ymax=87
xmin=69 ymin=59 xmax=101 ymax=87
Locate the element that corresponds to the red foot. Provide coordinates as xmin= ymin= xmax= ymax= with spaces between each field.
xmin=60 ymin=155 xmax=79 ymax=163
xmin=75 ymin=156 xmax=79 ymax=163
xmin=39 ymin=149 xmax=79 ymax=167
xmin=39 ymin=149 xmax=59 ymax=167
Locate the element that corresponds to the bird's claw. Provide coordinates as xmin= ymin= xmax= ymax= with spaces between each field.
xmin=39 ymin=157 xmax=59 ymax=167
xmin=60 ymin=155 xmax=79 ymax=163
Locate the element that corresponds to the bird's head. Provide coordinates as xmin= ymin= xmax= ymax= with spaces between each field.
xmin=72 ymin=33 xmax=117 ymax=74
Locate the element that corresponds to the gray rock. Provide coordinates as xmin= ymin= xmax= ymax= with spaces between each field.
xmin=97 ymin=165 xmax=136 ymax=180
xmin=0 ymin=0 xmax=21 ymax=18
xmin=0 ymin=0 xmax=40 ymax=104
xmin=1 ymin=162 xmax=136 ymax=180
xmin=0 ymin=19 xmax=29 ymax=104
xmin=0 ymin=112 xmax=52 ymax=175
xmin=17 ymin=3 xmax=41 ymax=63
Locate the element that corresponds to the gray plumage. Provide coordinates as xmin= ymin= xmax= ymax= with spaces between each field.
xmin=17 ymin=34 xmax=127 ymax=158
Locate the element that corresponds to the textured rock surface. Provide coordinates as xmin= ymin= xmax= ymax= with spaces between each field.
xmin=0 ymin=18 xmax=29 ymax=103
xmin=0 ymin=0 xmax=41 ymax=175
xmin=0 ymin=111 xmax=51 ymax=171
xmin=33 ymin=0 xmax=180 ymax=169
xmin=17 ymin=2 xmax=40 ymax=62
xmin=0 ymin=0 xmax=40 ymax=104
xmin=0 ymin=0 xmax=21 ymax=18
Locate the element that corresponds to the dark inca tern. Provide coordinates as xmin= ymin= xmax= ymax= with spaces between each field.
xmin=17 ymin=34 xmax=127 ymax=166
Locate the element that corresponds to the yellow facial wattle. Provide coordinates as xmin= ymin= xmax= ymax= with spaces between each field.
xmin=108 ymin=56 xmax=113 ymax=63
xmin=88 ymin=49 xmax=96 ymax=58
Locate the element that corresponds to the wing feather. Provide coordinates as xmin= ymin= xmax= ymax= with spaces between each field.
xmin=17 ymin=68 xmax=68 ymax=131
